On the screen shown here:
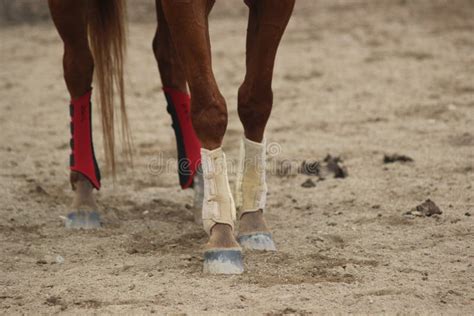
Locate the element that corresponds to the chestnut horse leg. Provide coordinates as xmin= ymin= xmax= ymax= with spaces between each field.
xmin=161 ymin=0 xmax=243 ymax=274
xmin=49 ymin=0 xmax=101 ymax=229
xmin=153 ymin=0 xmax=187 ymax=92
xmin=153 ymin=1 xmax=204 ymax=224
xmin=236 ymin=0 xmax=295 ymax=249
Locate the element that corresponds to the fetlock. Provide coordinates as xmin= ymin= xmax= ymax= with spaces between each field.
xmin=206 ymin=224 xmax=240 ymax=250
xmin=239 ymin=210 xmax=270 ymax=235
xmin=70 ymin=172 xmax=98 ymax=211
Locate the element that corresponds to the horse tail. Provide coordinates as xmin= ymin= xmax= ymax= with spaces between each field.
xmin=87 ymin=0 xmax=132 ymax=177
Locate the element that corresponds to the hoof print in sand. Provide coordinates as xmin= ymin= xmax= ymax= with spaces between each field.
xmin=404 ymin=199 xmax=443 ymax=217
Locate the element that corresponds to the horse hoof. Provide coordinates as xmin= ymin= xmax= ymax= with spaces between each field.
xmin=237 ymin=233 xmax=277 ymax=251
xmin=203 ymin=249 xmax=244 ymax=274
xmin=64 ymin=210 xmax=101 ymax=229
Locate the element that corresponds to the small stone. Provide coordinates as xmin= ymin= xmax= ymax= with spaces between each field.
xmin=55 ymin=255 xmax=64 ymax=264
xmin=127 ymin=248 xmax=138 ymax=255
xmin=148 ymin=272 xmax=154 ymax=277
xmin=45 ymin=296 xmax=62 ymax=306
xmin=405 ymin=199 xmax=442 ymax=217
xmin=35 ymin=185 xmax=49 ymax=195
xmin=179 ymin=254 xmax=192 ymax=261
xmin=301 ymin=178 xmax=316 ymax=188
xmin=129 ymin=284 xmax=135 ymax=291
xmin=36 ymin=259 xmax=48 ymax=265
xmin=142 ymin=210 xmax=149 ymax=215
xmin=465 ymin=212 xmax=471 ymax=217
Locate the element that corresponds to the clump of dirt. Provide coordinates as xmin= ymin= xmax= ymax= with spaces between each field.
xmin=323 ymin=155 xmax=348 ymax=178
xmin=301 ymin=178 xmax=316 ymax=188
xmin=384 ymin=154 xmax=414 ymax=163
xmin=44 ymin=296 xmax=63 ymax=306
xmin=293 ymin=155 xmax=348 ymax=180
xmin=405 ymin=199 xmax=443 ymax=217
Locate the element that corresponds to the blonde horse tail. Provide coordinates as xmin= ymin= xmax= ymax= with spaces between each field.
xmin=87 ymin=0 xmax=132 ymax=177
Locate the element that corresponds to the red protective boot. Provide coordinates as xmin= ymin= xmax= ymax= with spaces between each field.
xmin=163 ymin=87 xmax=201 ymax=189
xmin=69 ymin=89 xmax=101 ymax=190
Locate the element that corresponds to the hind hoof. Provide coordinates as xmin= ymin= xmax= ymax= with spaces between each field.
xmin=203 ymin=249 xmax=244 ymax=274
xmin=64 ymin=210 xmax=101 ymax=229
xmin=237 ymin=233 xmax=277 ymax=251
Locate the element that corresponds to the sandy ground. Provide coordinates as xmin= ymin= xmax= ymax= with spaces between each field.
xmin=1 ymin=1 xmax=473 ymax=314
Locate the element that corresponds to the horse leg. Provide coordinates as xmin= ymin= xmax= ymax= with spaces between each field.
xmin=161 ymin=0 xmax=243 ymax=274
xmin=153 ymin=1 xmax=204 ymax=224
xmin=236 ymin=0 xmax=295 ymax=250
xmin=49 ymin=0 xmax=101 ymax=229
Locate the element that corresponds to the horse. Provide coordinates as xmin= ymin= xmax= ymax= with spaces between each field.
xmin=48 ymin=0 xmax=295 ymax=274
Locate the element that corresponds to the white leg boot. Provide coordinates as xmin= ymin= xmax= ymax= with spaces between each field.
xmin=235 ymin=138 xmax=276 ymax=251
xmin=201 ymin=147 xmax=244 ymax=274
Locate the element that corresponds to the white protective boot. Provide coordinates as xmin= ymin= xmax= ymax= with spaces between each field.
xmin=201 ymin=147 xmax=244 ymax=274
xmin=235 ymin=137 xmax=276 ymax=251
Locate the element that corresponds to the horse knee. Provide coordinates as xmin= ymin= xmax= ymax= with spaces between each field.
xmin=191 ymin=91 xmax=227 ymax=148
xmin=238 ymin=85 xmax=273 ymax=141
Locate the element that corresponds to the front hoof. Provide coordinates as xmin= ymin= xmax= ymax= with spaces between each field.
xmin=203 ymin=249 xmax=244 ymax=274
xmin=64 ymin=210 xmax=101 ymax=229
xmin=237 ymin=233 xmax=277 ymax=251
